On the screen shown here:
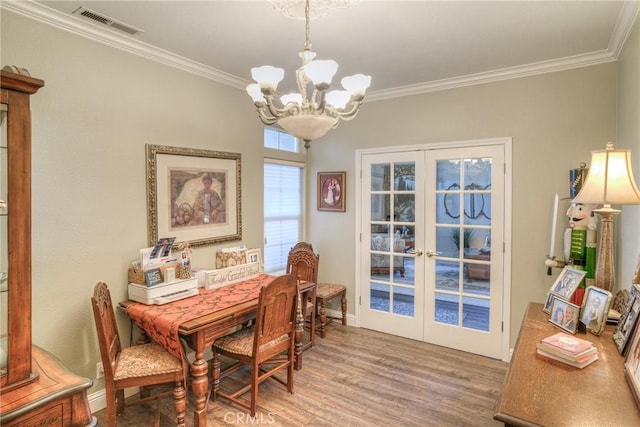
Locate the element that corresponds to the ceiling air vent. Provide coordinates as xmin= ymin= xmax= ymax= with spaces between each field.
xmin=72 ymin=6 xmax=144 ymax=36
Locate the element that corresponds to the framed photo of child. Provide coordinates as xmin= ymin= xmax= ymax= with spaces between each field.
xmin=580 ymin=286 xmax=613 ymax=336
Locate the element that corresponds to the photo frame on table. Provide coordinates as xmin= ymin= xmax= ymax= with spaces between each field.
xmin=613 ymin=283 xmax=640 ymax=355
xmin=624 ymin=315 xmax=640 ymax=410
xmin=543 ymin=292 xmax=554 ymax=314
xmin=318 ymin=171 xmax=346 ymax=212
xmin=580 ymin=286 xmax=613 ymax=336
xmin=144 ymin=268 xmax=163 ymax=287
xmin=548 ymin=296 xmax=580 ymax=334
xmin=245 ymin=248 xmax=264 ymax=273
xmin=549 ymin=266 xmax=586 ymax=301
xmin=146 ymin=144 xmax=241 ymax=248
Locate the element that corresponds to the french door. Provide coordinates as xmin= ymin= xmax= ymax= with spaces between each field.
xmin=359 ymin=142 xmax=507 ymax=359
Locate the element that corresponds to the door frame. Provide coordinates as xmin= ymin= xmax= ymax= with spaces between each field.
xmin=354 ymin=137 xmax=513 ymax=362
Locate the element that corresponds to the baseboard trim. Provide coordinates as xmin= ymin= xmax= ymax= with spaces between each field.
xmin=88 ymin=387 xmax=139 ymax=414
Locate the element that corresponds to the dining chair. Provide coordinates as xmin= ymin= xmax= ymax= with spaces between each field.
xmin=212 ymin=274 xmax=299 ymax=416
xmin=285 ymin=243 xmax=319 ymax=349
xmin=287 ymin=242 xmax=346 ymax=338
xmin=91 ymin=282 xmax=186 ymax=427
xmin=315 ymin=282 xmax=347 ymax=338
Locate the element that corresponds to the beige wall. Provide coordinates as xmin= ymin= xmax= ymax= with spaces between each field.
xmin=618 ymin=18 xmax=640 ymax=288
xmin=1 ymin=11 xmax=267 ymax=392
xmin=1 ymin=8 xmax=637 ymax=393
xmin=308 ymin=64 xmax=618 ymax=346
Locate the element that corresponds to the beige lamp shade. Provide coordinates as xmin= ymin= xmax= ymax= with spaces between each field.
xmin=572 ymin=142 xmax=640 ymax=206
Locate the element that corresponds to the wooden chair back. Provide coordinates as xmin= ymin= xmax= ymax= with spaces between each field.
xmin=91 ymin=282 xmax=121 ymax=382
xmin=286 ymin=244 xmax=319 ymax=284
xmin=253 ymin=274 xmax=299 ymax=362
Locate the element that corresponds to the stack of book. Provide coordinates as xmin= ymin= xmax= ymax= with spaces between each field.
xmin=536 ymin=332 xmax=598 ymax=369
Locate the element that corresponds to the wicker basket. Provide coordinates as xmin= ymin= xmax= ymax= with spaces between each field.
xmin=129 ymin=262 xmax=191 ymax=285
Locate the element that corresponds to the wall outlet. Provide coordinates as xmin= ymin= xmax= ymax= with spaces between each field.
xmin=96 ymin=362 xmax=104 ymax=379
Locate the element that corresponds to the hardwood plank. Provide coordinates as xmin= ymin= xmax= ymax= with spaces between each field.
xmin=92 ymin=325 xmax=507 ymax=426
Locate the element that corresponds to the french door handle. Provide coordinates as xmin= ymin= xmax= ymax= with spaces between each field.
xmin=425 ymin=249 xmax=441 ymax=258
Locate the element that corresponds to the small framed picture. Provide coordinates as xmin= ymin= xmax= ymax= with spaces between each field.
xmin=624 ymin=316 xmax=640 ymax=409
xmin=543 ymin=292 xmax=554 ymax=314
xmin=549 ymin=266 xmax=586 ymax=300
xmin=318 ymin=171 xmax=346 ymax=212
xmin=614 ymin=284 xmax=640 ymax=355
xmin=548 ymin=296 xmax=580 ymax=334
xmin=580 ymin=286 xmax=613 ymax=335
xmin=144 ymin=268 xmax=163 ymax=287
xmin=245 ymin=248 xmax=263 ymax=269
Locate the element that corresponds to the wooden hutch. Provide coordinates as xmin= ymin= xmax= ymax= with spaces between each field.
xmin=0 ymin=67 xmax=95 ymax=426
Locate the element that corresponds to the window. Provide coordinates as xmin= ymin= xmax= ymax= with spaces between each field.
xmin=264 ymin=161 xmax=304 ymax=273
xmin=264 ymin=127 xmax=300 ymax=153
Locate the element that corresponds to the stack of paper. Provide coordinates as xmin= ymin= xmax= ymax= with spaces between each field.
xmin=536 ymin=332 xmax=598 ymax=369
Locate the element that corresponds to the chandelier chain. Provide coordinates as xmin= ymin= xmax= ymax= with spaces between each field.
xmin=304 ymin=0 xmax=312 ymax=51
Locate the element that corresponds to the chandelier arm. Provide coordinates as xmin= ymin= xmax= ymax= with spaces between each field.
xmin=254 ymin=104 xmax=279 ymax=125
xmin=330 ymin=100 xmax=365 ymax=121
xmin=262 ymin=95 xmax=293 ymax=118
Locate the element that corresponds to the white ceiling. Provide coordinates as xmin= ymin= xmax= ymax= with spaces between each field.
xmin=5 ymin=1 xmax=639 ymax=101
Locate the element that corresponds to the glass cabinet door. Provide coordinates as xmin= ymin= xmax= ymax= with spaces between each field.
xmin=1 ymin=103 xmax=7 ymax=378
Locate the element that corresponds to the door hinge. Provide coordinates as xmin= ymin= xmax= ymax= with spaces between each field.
xmin=501 ymin=321 xmax=504 ymax=332
xmin=359 ymin=295 xmax=361 ymax=305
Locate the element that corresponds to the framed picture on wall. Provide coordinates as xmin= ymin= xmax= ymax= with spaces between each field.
xmin=318 ymin=171 xmax=346 ymax=212
xmin=146 ymin=144 xmax=242 ymax=248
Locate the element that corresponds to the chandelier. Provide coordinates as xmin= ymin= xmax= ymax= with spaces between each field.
xmin=246 ymin=0 xmax=371 ymax=149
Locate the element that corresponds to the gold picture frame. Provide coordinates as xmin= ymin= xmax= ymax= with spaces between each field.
xmin=146 ymin=144 xmax=242 ymax=248
xmin=318 ymin=171 xmax=346 ymax=212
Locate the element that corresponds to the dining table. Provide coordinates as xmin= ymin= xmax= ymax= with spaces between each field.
xmin=119 ymin=273 xmax=315 ymax=427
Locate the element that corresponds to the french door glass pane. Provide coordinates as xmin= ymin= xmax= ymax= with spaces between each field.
xmin=370 ymin=161 xmax=416 ymax=317
xmin=435 ymin=156 xmax=493 ymax=332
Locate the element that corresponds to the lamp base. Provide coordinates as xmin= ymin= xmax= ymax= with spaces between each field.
xmin=593 ymin=207 xmax=618 ymax=292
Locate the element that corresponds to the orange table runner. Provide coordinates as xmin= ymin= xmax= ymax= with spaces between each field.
xmin=125 ymin=274 xmax=275 ymax=359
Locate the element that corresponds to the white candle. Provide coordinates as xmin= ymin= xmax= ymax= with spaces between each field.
xmin=549 ymin=193 xmax=559 ymax=256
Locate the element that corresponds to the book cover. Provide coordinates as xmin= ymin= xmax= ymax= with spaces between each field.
xmin=540 ymin=332 xmax=594 ymax=355
xmin=536 ymin=342 xmax=597 ymax=363
xmin=536 ymin=348 xmax=599 ymax=369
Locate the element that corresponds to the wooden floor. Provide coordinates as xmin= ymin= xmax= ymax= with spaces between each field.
xmin=93 ymin=323 xmax=508 ymax=426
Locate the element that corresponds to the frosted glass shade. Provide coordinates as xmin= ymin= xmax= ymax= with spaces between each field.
xmin=573 ymin=142 xmax=640 ymax=205
xmin=326 ymin=90 xmax=351 ymax=109
xmin=246 ymin=84 xmax=265 ymax=103
xmin=341 ymin=74 xmax=371 ymax=96
xmin=303 ymin=60 xmax=338 ymax=85
xmin=280 ymin=93 xmax=303 ymax=105
xmin=251 ymin=66 xmax=285 ymax=91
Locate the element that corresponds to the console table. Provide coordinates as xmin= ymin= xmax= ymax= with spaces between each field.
xmin=494 ymin=302 xmax=640 ymax=426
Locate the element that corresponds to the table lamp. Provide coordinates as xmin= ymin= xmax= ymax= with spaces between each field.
xmin=572 ymin=142 xmax=640 ymax=292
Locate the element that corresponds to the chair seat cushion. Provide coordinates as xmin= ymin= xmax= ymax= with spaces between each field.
xmin=214 ymin=327 xmax=290 ymax=357
xmin=317 ymin=283 xmax=346 ymax=299
xmin=114 ymin=342 xmax=183 ymax=381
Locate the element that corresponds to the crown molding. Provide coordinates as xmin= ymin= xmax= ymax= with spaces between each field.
xmin=3 ymin=0 xmax=638 ymax=101
xmin=366 ymin=49 xmax=617 ymax=102
xmin=1 ymin=0 xmax=248 ymax=89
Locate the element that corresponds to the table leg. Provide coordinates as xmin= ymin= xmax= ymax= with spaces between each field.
xmin=191 ymin=349 xmax=209 ymax=427
xmin=294 ymin=293 xmax=304 ymax=370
